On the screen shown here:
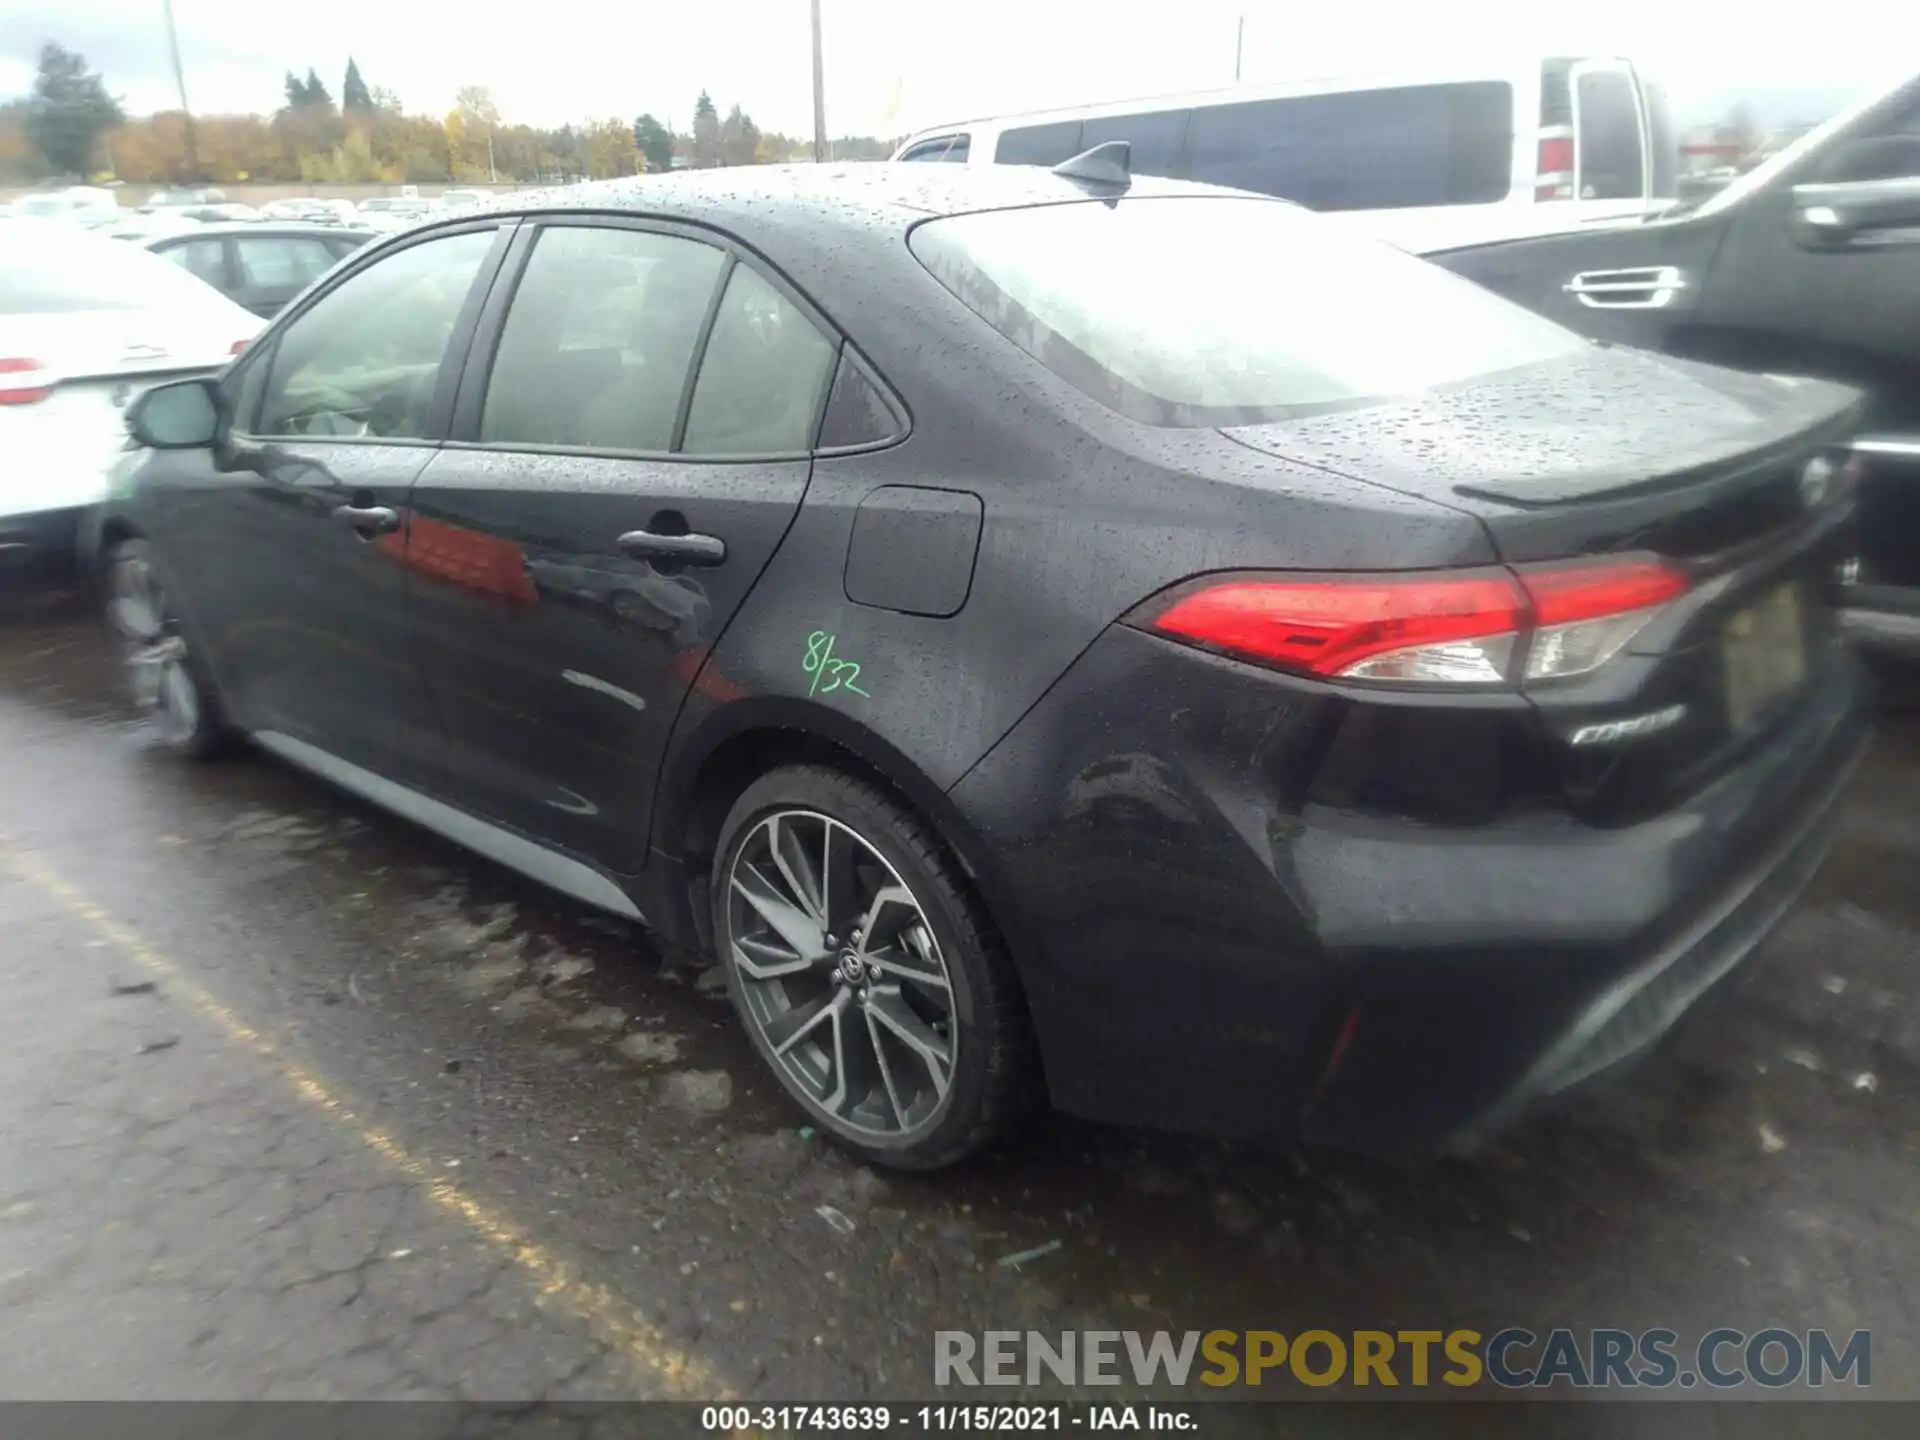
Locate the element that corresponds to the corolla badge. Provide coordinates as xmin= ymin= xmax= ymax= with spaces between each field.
xmin=1798 ymin=455 xmax=1836 ymax=508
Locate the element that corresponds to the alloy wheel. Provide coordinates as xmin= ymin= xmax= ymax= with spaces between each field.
xmin=109 ymin=549 xmax=200 ymax=746
xmin=724 ymin=809 xmax=959 ymax=1140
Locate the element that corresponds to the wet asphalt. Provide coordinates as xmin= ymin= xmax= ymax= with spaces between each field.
xmin=0 ymin=581 xmax=1916 ymax=1406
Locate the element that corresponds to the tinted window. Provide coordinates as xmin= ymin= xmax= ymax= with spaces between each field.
xmin=0 ymin=227 xmax=234 ymax=314
xmin=255 ymin=228 xmax=494 ymax=439
xmin=235 ymin=236 xmax=341 ymax=289
xmin=481 ymin=225 xmax=725 ymax=452
xmin=1815 ymin=92 xmax=1920 ymax=182
xmin=1186 ymin=83 xmax=1514 ymax=210
xmin=682 ymin=264 xmax=836 ymax=455
xmin=912 ymin=196 xmax=1583 ymax=426
xmin=1576 ymin=70 xmax=1646 ymax=200
xmin=1643 ymin=79 xmax=1678 ymax=198
xmin=900 ymin=136 xmax=969 ymax=162
xmin=817 ymin=351 xmax=903 ymax=449
xmin=1081 ymin=110 xmax=1190 ymax=177
xmin=161 ymin=238 xmax=228 ymax=288
xmin=994 ymin=121 xmax=1084 ymax=167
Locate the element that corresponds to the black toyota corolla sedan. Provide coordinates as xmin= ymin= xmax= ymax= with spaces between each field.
xmin=100 ymin=158 xmax=1870 ymax=1169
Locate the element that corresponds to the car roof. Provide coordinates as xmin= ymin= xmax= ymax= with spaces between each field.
xmin=147 ymin=221 xmax=372 ymax=241
xmin=458 ymin=161 xmax=1256 ymax=232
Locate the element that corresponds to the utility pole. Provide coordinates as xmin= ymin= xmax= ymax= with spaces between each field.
xmin=488 ymin=130 xmax=497 ymax=182
xmin=810 ymin=0 xmax=828 ymax=163
xmin=1234 ymin=14 xmax=1245 ymax=83
xmin=162 ymin=0 xmax=201 ymax=180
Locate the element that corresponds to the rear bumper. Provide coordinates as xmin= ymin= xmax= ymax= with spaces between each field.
xmin=949 ymin=623 xmax=1871 ymax=1152
xmin=1434 ymin=700 xmax=1860 ymax=1148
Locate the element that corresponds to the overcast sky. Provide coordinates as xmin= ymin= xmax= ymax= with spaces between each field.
xmin=0 ymin=0 xmax=1911 ymax=138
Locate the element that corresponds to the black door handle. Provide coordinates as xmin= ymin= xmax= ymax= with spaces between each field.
xmin=618 ymin=529 xmax=726 ymax=565
xmin=333 ymin=503 xmax=400 ymax=537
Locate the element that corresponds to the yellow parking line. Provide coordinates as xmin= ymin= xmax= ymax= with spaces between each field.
xmin=0 ymin=839 xmax=734 ymax=1402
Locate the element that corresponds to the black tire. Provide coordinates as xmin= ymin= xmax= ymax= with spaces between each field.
xmin=711 ymin=764 xmax=1036 ymax=1170
xmin=102 ymin=537 xmax=236 ymax=760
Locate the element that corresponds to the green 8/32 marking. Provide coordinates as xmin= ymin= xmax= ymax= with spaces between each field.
xmin=804 ymin=630 xmax=871 ymax=698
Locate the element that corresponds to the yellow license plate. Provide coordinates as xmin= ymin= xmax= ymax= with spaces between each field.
xmin=1723 ymin=581 xmax=1806 ymax=730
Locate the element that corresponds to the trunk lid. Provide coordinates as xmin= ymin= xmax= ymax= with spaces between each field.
xmin=1 ymin=306 xmax=256 ymax=521
xmin=1220 ymin=345 xmax=1864 ymax=563
xmin=0 ymin=306 xmax=250 ymax=385
xmin=1220 ymin=346 xmax=1867 ymax=821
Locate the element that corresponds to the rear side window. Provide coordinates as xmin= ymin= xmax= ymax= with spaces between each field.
xmin=161 ymin=239 xmax=228 ymax=289
xmin=1081 ymin=110 xmax=1191 ymax=177
xmin=1186 ymin=82 xmax=1514 ymax=210
xmin=912 ymin=196 xmax=1583 ymax=426
xmin=994 ymin=122 xmax=1085 ymax=167
xmin=481 ymin=225 xmax=725 ymax=452
xmin=1576 ymin=70 xmax=1646 ymax=200
xmin=681 ymin=265 xmax=837 ymax=456
xmin=235 ymin=236 xmax=341 ymax=289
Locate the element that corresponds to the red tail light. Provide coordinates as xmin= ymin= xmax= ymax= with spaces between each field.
xmin=230 ymin=339 xmax=251 ymax=356
xmin=1536 ymin=133 xmax=1574 ymax=200
xmin=0 ymin=357 xmax=53 ymax=405
xmin=1129 ymin=555 xmax=1690 ymax=687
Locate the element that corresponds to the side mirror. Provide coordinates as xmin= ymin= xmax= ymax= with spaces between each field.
xmin=126 ymin=376 xmax=224 ymax=449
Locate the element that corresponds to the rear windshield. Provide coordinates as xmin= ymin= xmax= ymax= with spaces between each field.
xmin=910 ymin=196 xmax=1586 ymax=426
xmin=0 ymin=226 xmax=231 ymax=315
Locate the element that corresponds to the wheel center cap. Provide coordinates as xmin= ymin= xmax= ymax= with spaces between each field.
xmin=837 ymin=951 xmax=865 ymax=985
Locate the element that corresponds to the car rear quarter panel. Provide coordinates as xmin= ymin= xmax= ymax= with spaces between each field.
xmin=656 ymin=255 xmax=1498 ymax=973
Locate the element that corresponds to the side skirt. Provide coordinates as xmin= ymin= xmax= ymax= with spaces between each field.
xmin=251 ymin=730 xmax=645 ymax=923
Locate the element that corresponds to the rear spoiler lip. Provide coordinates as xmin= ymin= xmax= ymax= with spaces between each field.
xmin=1450 ymin=397 xmax=1871 ymax=511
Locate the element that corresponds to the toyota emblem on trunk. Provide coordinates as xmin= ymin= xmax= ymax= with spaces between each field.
xmin=1798 ymin=456 xmax=1836 ymax=507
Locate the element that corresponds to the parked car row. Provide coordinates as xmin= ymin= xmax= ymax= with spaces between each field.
xmin=87 ymin=159 xmax=1872 ymax=1172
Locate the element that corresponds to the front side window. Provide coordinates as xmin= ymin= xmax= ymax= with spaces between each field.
xmin=254 ymin=227 xmax=495 ymax=439
xmin=681 ymin=264 xmax=836 ymax=455
xmin=480 ymin=225 xmax=726 ymax=452
xmin=900 ymin=136 xmax=969 ymax=162
xmin=1814 ymin=91 xmax=1920 ymax=183
xmin=1186 ymin=82 xmax=1514 ymax=211
xmin=912 ymin=196 xmax=1584 ymax=426
xmin=1576 ymin=70 xmax=1647 ymax=201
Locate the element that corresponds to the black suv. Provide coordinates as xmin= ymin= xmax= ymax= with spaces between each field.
xmin=1432 ymin=73 xmax=1920 ymax=653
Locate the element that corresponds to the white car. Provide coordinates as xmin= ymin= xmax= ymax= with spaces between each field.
xmin=1 ymin=221 xmax=263 ymax=580
xmin=8 ymin=187 xmax=123 ymax=224
xmin=355 ymin=196 xmax=435 ymax=232
xmin=892 ymin=55 xmax=1684 ymax=255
